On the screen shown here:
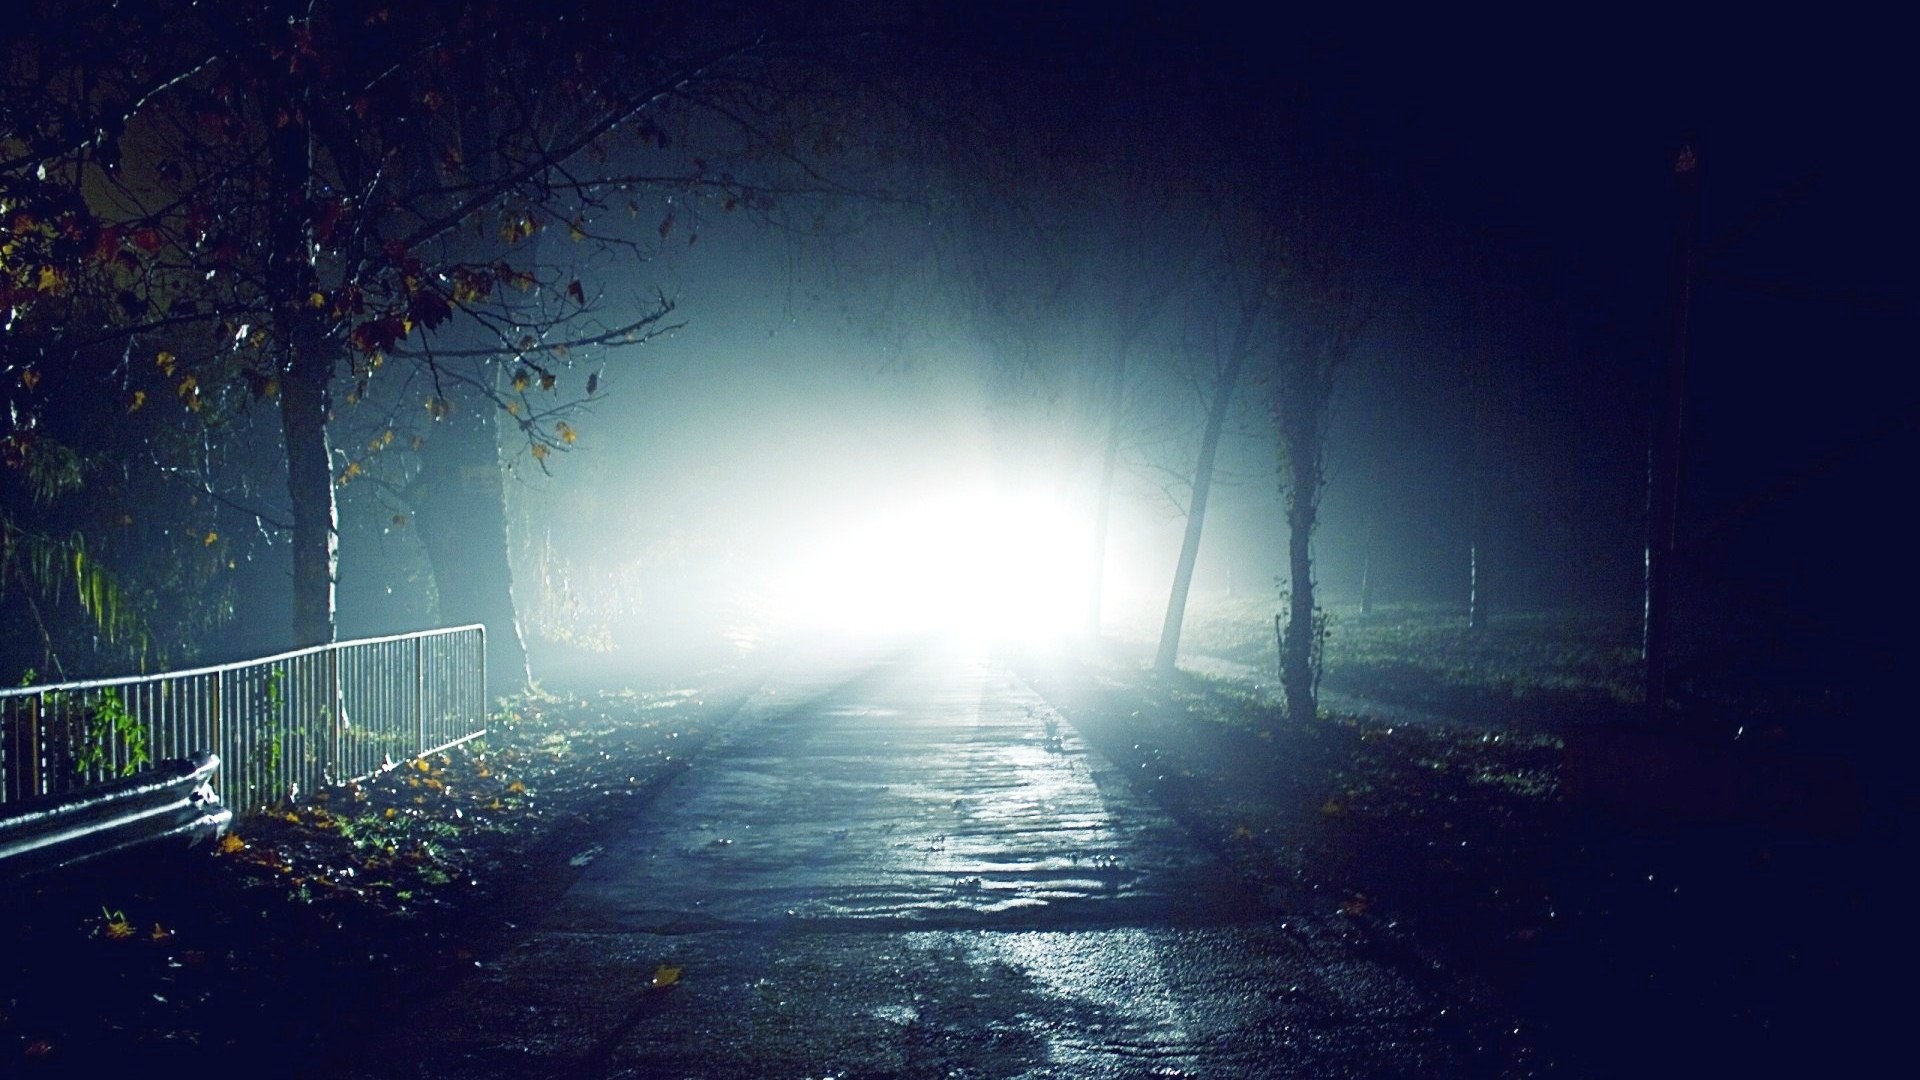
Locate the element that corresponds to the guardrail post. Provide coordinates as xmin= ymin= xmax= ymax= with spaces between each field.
xmin=414 ymin=634 xmax=426 ymax=758
xmin=327 ymin=645 xmax=342 ymax=787
xmin=28 ymin=691 xmax=44 ymax=801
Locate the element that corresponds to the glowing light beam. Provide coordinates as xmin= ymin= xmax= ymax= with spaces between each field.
xmin=775 ymin=483 xmax=1091 ymax=643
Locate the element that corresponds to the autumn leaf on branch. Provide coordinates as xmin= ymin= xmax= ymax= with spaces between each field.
xmin=450 ymin=267 xmax=493 ymax=305
xmin=408 ymin=287 xmax=453 ymax=330
xmin=350 ymin=315 xmax=411 ymax=355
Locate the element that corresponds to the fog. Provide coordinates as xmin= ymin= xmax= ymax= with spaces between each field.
xmin=491 ymin=235 xmax=1212 ymax=670
xmin=6 ymin=1 xmax=1909 ymax=718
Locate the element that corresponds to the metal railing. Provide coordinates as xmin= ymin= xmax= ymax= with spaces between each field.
xmin=0 ymin=625 xmax=486 ymax=813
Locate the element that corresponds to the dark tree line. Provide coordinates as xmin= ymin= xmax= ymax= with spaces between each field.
xmin=8 ymin=0 xmax=1386 ymax=727
xmin=2 ymin=0 xmax=887 ymax=684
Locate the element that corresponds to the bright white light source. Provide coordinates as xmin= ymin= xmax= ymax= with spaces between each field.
xmin=777 ymin=483 xmax=1090 ymax=642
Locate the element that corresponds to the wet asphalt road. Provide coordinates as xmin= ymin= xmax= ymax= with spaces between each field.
xmin=358 ymin=639 xmax=1514 ymax=1078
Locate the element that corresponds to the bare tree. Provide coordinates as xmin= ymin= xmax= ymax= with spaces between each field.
xmin=1153 ymin=221 xmax=1275 ymax=673
xmin=1268 ymin=188 xmax=1368 ymax=722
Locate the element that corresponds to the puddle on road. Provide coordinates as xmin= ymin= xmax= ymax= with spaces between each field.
xmin=965 ymin=929 xmax=1210 ymax=1072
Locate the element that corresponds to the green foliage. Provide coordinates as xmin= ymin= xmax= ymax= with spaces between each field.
xmin=18 ymin=441 xmax=84 ymax=505
xmin=261 ymin=668 xmax=286 ymax=793
xmin=0 ymin=519 xmax=149 ymax=660
xmin=71 ymin=686 xmax=149 ymax=778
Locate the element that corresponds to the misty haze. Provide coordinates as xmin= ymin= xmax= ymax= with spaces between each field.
xmin=2 ymin=2 xmax=1910 ymax=1076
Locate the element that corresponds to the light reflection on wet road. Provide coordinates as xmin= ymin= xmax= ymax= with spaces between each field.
xmin=360 ymin=638 xmax=1513 ymax=1078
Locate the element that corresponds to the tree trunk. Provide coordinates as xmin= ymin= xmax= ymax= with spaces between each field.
xmin=264 ymin=19 xmax=335 ymax=649
xmin=1280 ymin=426 xmax=1320 ymax=722
xmin=1644 ymin=141 xmax=1701 ymax=722
xmin=405 ymin=377 xmax=531 ymax=693
xmin=1468 ymin=413 xmax=1487 ymax=631
xmin=1359 ymin=509 xmax=1375 ymax=617
xmin=279 ymin=332 xmax=337 ymax=648
xmin=1086 ymin=343 xmax=1129 ymax=638
xmin=1468 ymin=538 xmax=1485 ymax=630
xmin=1154 ymin=316 xmax=1252 ymax=674
xmin=1465 ymin=315 xmax=1488 ymax=632
xmin=396 ymin=53 xmax=529 ymax=694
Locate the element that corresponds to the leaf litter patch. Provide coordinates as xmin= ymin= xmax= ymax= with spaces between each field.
xmin=1 ymin=683 xmax=734 ymax=1071
xmin=1019 ymin=647 xmax=1888 ymax=1077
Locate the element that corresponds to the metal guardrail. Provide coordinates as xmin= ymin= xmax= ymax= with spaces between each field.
xmin=0 ymin=625 xmax=487 ymax=812
xmin=0 ymin=751 xmax=232 ymax=877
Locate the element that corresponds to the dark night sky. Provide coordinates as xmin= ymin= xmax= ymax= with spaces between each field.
xmin=922 ymin=4 xmax=1916 ymax=611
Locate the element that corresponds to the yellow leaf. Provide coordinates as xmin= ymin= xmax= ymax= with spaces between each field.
xmin=308 ymin=291 xmax=327 ymax=309
xmin=127 ymin=390 xmax=146 ymax=413
xmin=219 ymin=833 xmax=246 ymax=854
xmin=102 ymin=911 xmax=134 ymax=940
xmin=156 ymin=350 xmax=176 ymax=376
xmin=530 ymin=443 xmax=549 ymax=461
xmin=203 ymin=531 xmax=218 ymax=546
xmin=650 ymin=964 xmax=682 ymax=988
xmin=556 ymin=421 xmax=576 ymax=445
xmin=150 ymin=923 xmax=172 ymax=942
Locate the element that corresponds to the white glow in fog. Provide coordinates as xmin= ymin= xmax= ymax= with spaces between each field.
xmin=778 ymin=484 xmax=1091 ymax=641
